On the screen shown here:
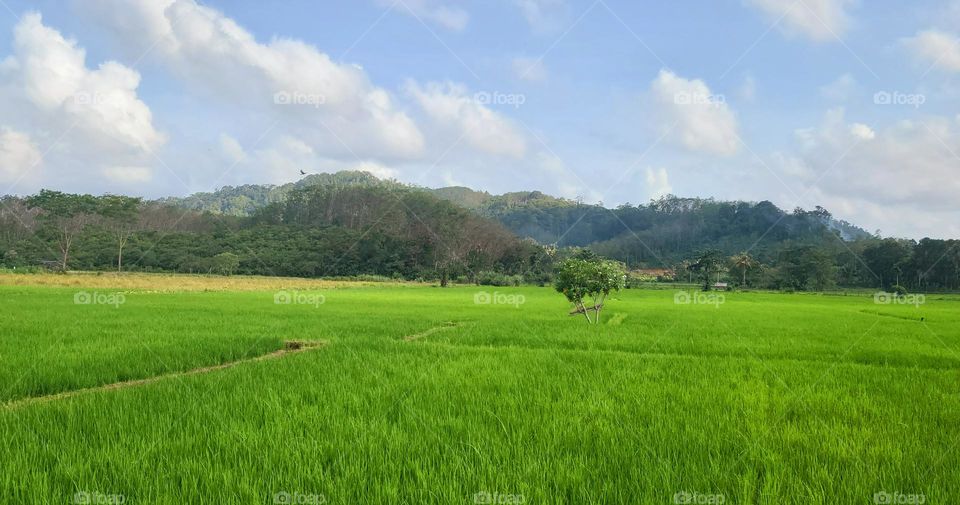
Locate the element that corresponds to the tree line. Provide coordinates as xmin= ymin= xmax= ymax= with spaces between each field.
xmin=0 ymin=187 xmax=551 ymax=284
xmin=1 ymin=187 xmax=957 ymax=292
xmin=678 ymin=237 xmax=960 ymax=292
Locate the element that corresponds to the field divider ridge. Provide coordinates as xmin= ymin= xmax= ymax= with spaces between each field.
xmin=402 ymin=321 xmax=473 ymax=342
xmin=1 ymin=340 xmax=329 ymax=410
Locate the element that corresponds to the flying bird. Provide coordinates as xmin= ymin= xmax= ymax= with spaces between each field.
xmin=300 ymin=170 xmax=307 ymax=175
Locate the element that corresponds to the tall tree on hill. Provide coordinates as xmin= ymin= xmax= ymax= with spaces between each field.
xmin=691 ymin=249 xmax=726 ymax=290
xmin=862 ymin=239 xmax=912 ymax=289
xmin=778 ymin=245 xmax=835 ymax=291
xmin=730 ymin=252 xmax=758 ymax=287
xmin=98 ymin=195 xmax=143 ymax=272
xmin=0 ymin=197 xmax=38 ymax=251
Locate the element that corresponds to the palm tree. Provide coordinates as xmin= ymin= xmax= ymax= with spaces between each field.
xmin=731 ymin=252 xmax=758 ymax=287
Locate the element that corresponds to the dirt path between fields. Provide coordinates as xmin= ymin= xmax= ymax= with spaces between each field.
xmin=403 ymin=321 xmax=465 ymax=341
xmin=2 ymin=340 xmax=328 ymax=410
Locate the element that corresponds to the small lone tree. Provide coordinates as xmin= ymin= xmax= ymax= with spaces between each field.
xmin=554 ymin=257 xmax=626 ymax=324
xmin=730 ymin=252 xmax=758 ymax=287
xmin=690 ymin=249 xmax=725 ymax=291
xmin=210 ymin=252 xmax=241 ymax=276
xmin=98 ymin=195 xmax=142 ymax=272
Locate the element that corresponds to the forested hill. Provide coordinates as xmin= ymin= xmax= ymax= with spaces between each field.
xmin=157 ymin=171 xmax=573 ymax=218
xmin=157 ymin=171 xmax=400 ymax=216
xmin=158 ymin=171 xmax=871 ymax=263
xmin=3 ymin=184 xmax=546 ymax=283
xmin=5 ymin=174 xmax=958 ymax=291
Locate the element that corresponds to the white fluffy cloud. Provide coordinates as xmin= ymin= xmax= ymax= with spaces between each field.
xmin=745 ymin=0 xmax=856 ymax=42
xmin=219 ymin=134 xmax=248 ymax=164
xmin=649 ymin=70 xmax=740 ymax=156
xmin=820 ymin=73 xmax=858 ymax=101
xmin=84 ymin=0 xmax=425 ymax=162
xmin=782 ymin=109 xmax=960 ymax=237
xmin=0 ymin=13 xmax=163 ymax=191
xmin=535 ymin=151 xmax=594 ymax=201
xmin=0 ymin=128 xmax=41 ymax=184
xmin=352 ymin=161 xmax=400 ymax=180
xmin=645 ymin=167 xmax=672 ymax=200
xmin=405 ymin=81 xmax=527 ymax=159
xmin=902 ymin=29 xmax=960 ymax=73
xmin=211 ymin=133 xmax=401 ymax=186
xmin=848 ymin=122 xmax=875 ymax=140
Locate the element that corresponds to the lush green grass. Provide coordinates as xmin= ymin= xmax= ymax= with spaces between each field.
xmin=1 ymin=281 xmax=959 ymax=504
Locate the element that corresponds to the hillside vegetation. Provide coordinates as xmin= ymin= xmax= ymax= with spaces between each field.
xmin=3 ymin=171 xmax=959 ymax=292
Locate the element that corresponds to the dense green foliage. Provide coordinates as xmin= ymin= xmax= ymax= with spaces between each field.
xmin=1 ymin=282 xmax=958 ymax=502
xmin=554 ymin=255 xmax=626 ymax=323
xmin=157 ymin=172 xmax=871 ymax=262
xmin=1 ymin=186 xmax=549 ymax=282
xmin=2 ymin=171 xmax=959 ymax=291
xmin=156 ymin=171 xmax=399 ymax=216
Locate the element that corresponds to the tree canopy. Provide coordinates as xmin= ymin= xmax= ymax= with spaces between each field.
xmin=554 ymin=257 xmax=626 ymax=323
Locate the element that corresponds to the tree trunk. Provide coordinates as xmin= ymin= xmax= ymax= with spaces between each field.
xmin=578 ymin=301 xmax=592 ymax=323
xmin=59 ymin=234 xmax=71 ymax=271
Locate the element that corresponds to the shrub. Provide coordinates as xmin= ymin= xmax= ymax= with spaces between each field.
xmin=554 ymin=258 xmax=626 ymax=324
xmin=477 ymin=271 xmax=522 ymax=287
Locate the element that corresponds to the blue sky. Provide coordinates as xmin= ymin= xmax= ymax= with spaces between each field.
xmin=0 ymin=0 xmax=958 ymax=238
